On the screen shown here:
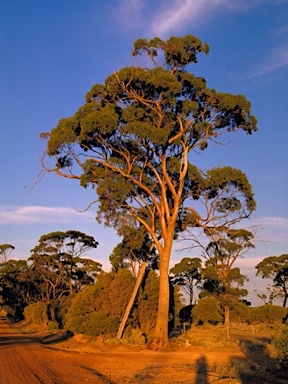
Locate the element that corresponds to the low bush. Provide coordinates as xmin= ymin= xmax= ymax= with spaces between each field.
xmin=272 ymin=328 xmax=288 ymax=363
xmin=23 ymin=302 xmax=48 ymax=326
xmin=66 ymin=310 xmax=118 ymax=336
xmin=230 ymin=302 xmax=252 ymax=323
xmin=251 ymin=305 xmax=287 ymax=325
xmin=192 ymin=298 xmax=223 ymax=325
xmin=123 ymin=327 xmax=146 ymax=345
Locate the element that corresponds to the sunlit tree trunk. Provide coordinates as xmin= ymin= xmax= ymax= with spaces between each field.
xmin=117 ymin=260 xmax=148 ymax=339
xmin=224 ymin=306 xmax=230 ymax=340
xmin=151 ymin=231 xmax=174 ymax=348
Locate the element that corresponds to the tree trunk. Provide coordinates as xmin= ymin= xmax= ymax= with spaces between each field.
xmin=283 ymin=293 xmax=287 ymax=308
xmin=149 ymin=244 xmax=171 ymax=349
xmin=117 ymin=260 xmax=148 ymax=339
xmin=224 ymin=306 xmax=230 ymax=340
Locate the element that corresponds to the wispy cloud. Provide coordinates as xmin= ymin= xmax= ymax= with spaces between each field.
xmin=252 ymin=216 xmax=288 ymax=230
xmin=115 ymin=0 xmax=273 ymax=38
xmin=113 ymin=0 xmax=147 ymax=31
xmin=247 ymin=44 xmax=288 ymax=78
xmin=0 ymin=205 xmax=95 ymax=225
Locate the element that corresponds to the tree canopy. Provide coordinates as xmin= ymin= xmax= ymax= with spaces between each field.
xmin=40 ymin=34 xmax=257 ymax=347
xmin=256 ymin=254 xmax=288 ymax=307
xmin=29 ymin=230 xmax=101 ymax=299
xmin=0 ymin=244 xmax=15 ymax=265
xmin=199 ymin=227 xmax=254 ymax=338
xmin=170 ymin=257 xmax=202 ymax=305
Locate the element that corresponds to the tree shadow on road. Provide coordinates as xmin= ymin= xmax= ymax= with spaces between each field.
xmin=0 ymin=322 xmax=73 ymax=348
xmin=195 ymin=355 xmax=209 ymax=384
xmin=231 ymin=338 xmax=288 ymax=384
xmin=40 ymin=330 xmax=74 ymax=345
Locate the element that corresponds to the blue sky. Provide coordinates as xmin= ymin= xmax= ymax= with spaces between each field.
xmin=1 ymin=0 xmax=287 ymax=305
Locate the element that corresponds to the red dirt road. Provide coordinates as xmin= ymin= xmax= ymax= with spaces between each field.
xmin=0 ymin=319 xmax=245 ymax=384
xmin=0 ymin=319 xmax=116 ymax=383
xmin=1 ymin=319 xmax=286 ymax=384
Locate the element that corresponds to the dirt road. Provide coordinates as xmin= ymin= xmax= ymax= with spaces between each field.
xmin=1 ymin=319 xmax=286 ymax=383
xmin=0 ymin=319 xmax=242 ymax=384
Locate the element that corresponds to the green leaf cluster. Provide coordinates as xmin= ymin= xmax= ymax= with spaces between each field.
xmin=256 ymin=254 xmax=288 ymax=307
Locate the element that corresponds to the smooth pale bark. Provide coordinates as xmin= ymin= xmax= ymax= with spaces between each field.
xmin=117 ymin=260 xmax=148 ymax=339
xmin=152 ymin=233 xmax=174 ymax=348
xmin=224 ymin=306 xmax=230 ymax=340
xmin=153 ymin=257 xmax=170 ymax=346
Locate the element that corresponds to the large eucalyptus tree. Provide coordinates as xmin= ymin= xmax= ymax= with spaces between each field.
xmin=40 ymin=35 xmax=257 ymax=347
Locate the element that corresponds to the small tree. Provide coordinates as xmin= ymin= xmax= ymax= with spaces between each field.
xmin=170 ymin=257 xmax=202 ymax=305
xmin=198 ymin=227 xmax=254 ymax=339
xmin=109 ymin=223 xmax=158 ymax=339
xmin=192 ymin=297 xmax=223 ymax=324
xmin=0 ymin=244 xmax=15 ymax=265
xmin=65 ymin=269 xmax=135 ymax=336
xmin=256 ymin=254 xmax=288 ymax=307
xmin=272 ymin=328 xmax=288 ymax=363
xmin=137 ymin=270 xmax=159 ymax=337
xmin=29 ymin=230 xmax=101 ymax=300
xmin=0 ymin=259 xmax=37 ymax=320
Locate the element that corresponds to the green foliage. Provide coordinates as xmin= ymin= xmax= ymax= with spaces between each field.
xmin=47 ymin=321 xmax=59 ymax=330
xmin=230 ymin=302 xmax=252 ymax=323
xmin=137 ymin=270 xmax=159 ymax=336
xmin=44 ymin=34 xmax=257 ymax=236
xmin=123 ymin=327 xmax=146 ymax=345
xmin=170 ymin=257 xmax=202 ymax=305
xmin=24 ymin=303 xmax=48 ymax=326
xmin=272 ymin=328 xmax=288 ymax=363
xmin=230 ymin=304 xmax=288 ymax=326
xmin=68 ymin=310 xmax=119 ymax=336
xmin=0 ymin=244 xmax=15 ymax=265
xmin=0 ymin=259 xmax=36 ymax=321
xmin=64 ymin=270 xmax=135 ymax=336
xmin=109 ymin=225 xmax=157 ymax=277
xmin=132 ymin=35 xmax=209 ymax=71
xmin=192 ymin=298 xmax=223 ymax=324
xmin=256 ymin=254 xmax=288 ymax=307
xmin=251 ymin=305 xmax=288 ymax=325
xmin=51 ymin=295 xmax=75 ymax=328
xmin=200 ymin=226 xmax=252 ymax=328
xmin=29 ymin=230 xmax=101 ymax=300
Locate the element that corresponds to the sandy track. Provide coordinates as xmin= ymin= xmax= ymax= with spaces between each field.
xmin=0 ymin=318 xmax=242 ymax=384
xmin=2 ymin=319 xmax=286 ymax=384
xmin=0 ymin=320 xmax=118 ymax=383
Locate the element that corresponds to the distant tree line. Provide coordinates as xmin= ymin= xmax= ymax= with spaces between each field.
xmin=1 ymin=233 xmax=287 ymax=342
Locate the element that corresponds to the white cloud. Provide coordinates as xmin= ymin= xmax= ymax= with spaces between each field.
xmin=113 ymin=0 xmax=147 ymax=31
xmin=248 ymin=44 xmax=288 ymax=78
xmin=0 ymin=205 xmax=96 ymax=225
xmin=115 ymin=0 xmax=272 ymax=38
xmin=114 ymin=0 xmax=288 ymax=42
xmin=150 ymin=0 xmax=207 ymax=37
xmin=253 ymin=216 xmax=288 ymax=229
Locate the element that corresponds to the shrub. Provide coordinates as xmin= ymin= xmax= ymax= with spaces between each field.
xmin=137 ymin=270 xmax=159 ymax=337
xmin=123 ymin=327 xmax=146 ymax=345
xmin=52 ymin=295 xmax=75 ymax=328
xmin=251 ymin=305 xmax=287 ymax=325
xmin=47 ymin=321 xmax=59 ymax=330
xmin=230 ymin=302 xmax=252 ymax=324
xmin=272 ymin=328 xmax=288 ymax=363
xmin=24 ymin=302 xmax=48 ymax=326
xmin=66 ymin=310 xmax=118 ymax=336
xmin=192 ymin=298 xmax=223 ymax=325
xmin=64 ymin=269 xmax=135 ymax=336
